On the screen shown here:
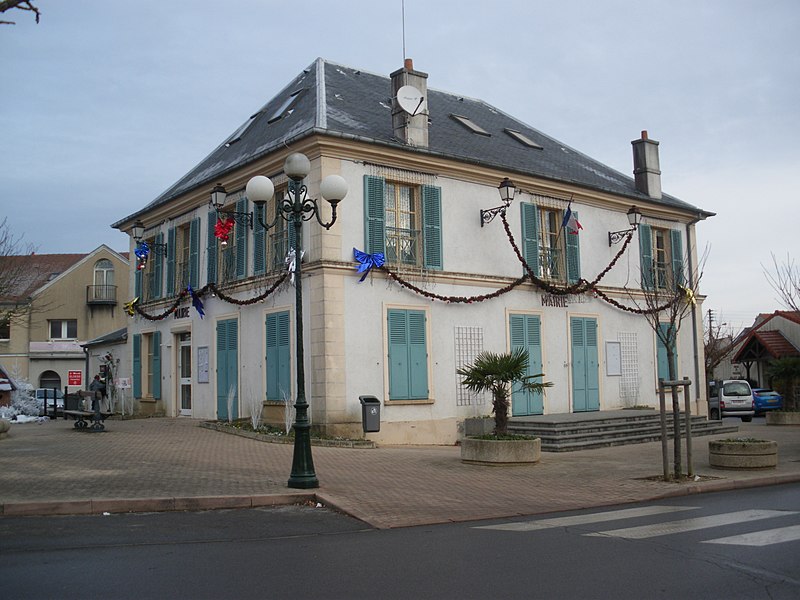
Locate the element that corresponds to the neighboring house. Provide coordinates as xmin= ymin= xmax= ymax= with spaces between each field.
xmin=715 ymin=311 xmax=800 ymax=386
xmin=112 ymin=58 xmax=712 ymax=444
xmin=0 ymin=246 xmax=130 ymax=393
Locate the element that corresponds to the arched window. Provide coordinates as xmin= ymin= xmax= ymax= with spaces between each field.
xmin=93 ymin=259 xmax=115 ymax=301
xmin=39 ymin=370 xmax=61 ymax=390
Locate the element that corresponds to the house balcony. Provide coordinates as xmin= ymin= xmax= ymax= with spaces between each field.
xmin=86 ymin=285 xmax=117 ymax=305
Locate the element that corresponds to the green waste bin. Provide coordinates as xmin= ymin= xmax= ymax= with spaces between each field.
xmin=359 ymin=395 xmax=381 ymax=433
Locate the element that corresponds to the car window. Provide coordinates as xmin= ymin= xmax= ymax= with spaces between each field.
xmin=722 ymin=382 xmax=751 ymax=396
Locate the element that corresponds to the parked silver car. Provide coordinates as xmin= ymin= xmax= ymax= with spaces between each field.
xmin=35 ymin=388 xmax=64 ymax=416
xmin=718 ymin=380 xmax=754 ymax=422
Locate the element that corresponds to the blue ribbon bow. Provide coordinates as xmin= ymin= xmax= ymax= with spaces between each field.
xmin=353 ymin=248 xmax=385 ymax=282
xmin=188 ymin=285 xmax=205 ymax=319
xmin=134 ymin=241 xmax=150 ymax=260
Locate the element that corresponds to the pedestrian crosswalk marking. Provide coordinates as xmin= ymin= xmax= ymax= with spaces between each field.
xmin=702 ymin=524 xmax=800 ymax=547
xmin=474 ymin=505 xmax=698 ymax=532
xmin=586 ymin=510 xmax=797 ymax=540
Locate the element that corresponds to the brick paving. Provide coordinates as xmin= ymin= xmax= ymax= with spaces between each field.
xmin=1 ymin=417 xmax=799 ymax=528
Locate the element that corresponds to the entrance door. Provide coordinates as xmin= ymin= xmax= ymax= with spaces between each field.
xmin=216 ymin=318 xmax=238 ymax=420
xmin=571 ymin=317 xmax=599 ymax=412
xmin=510 ymin=313 xmax=544 ymax=416
xmin=177 ymin=332 xmax=192 ymax=416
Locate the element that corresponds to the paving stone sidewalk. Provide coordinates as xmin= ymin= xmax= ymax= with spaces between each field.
xmin=1 ymin=417 xmax=799 ymax=528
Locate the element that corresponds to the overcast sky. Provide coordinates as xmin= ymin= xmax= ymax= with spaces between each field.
xmin=2 ymin=0 xmax=798 ymax=331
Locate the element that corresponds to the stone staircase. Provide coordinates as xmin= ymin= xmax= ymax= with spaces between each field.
xmin=506 ymin=410 xmax=739 ymax=452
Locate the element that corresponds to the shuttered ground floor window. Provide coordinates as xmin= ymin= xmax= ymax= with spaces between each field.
xmin=387 ymin=308 xmax=429 ymax=400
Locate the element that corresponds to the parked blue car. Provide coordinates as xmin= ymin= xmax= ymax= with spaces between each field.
xmin=752 ymin=388 xmax=783 ymax=415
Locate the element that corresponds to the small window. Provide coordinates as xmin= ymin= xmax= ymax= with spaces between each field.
xmin=0 ymin=319 xmax=10 ymax=340
xmin=450 ymin=114 xmax=490 ymax=136
xmin=505 ymin=128 xmax=543 ymax=149
xmin=49 ymin=319 xmax=77 ymax=340
xmin=268 ymin=89 xmax=305 ymax=124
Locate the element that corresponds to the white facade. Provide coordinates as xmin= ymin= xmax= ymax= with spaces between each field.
xmin=116 ymin=59 xmax=710 ymax=444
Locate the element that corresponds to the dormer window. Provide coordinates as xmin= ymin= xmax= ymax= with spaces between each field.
xmin=450 ymin=114 xmax=490 ymax=136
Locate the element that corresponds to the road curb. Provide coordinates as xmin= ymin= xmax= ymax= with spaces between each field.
xmin=0 ymin=493 xmax=316 ymax=517
xmin=649 ymin=472 xmax=800 ymax=501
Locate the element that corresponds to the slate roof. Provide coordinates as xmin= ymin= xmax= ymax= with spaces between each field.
xmin=116 ymin=58 xmax=710 ymax=226
xmin=0 ymin=254 xmax=85 ymax=302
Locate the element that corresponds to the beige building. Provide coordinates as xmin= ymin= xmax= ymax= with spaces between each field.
xmin=0 ymin=246 xmax=129 ymax=392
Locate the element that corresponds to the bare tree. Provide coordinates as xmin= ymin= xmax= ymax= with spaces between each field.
xmin=625 ymin=244 xmax=707 ymax=480
xmin=764 ymin=253 xmax=799 ymax=312
xmin=0 ymin=217 xmax=38 ymax=327
xmin=704 ymin=311 xmax=742 ymax=383
xmin=0 ymin=0 xmax=41 ymax=25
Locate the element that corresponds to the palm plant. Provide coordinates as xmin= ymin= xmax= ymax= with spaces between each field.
xmin=766 ymin=357 xmax=800 ymax=411
xmin=457 ymin=348 xmax=553 ymax=436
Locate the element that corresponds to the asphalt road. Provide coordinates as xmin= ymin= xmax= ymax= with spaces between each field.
xmin=2 ymin=484 xmax=799 ymax=599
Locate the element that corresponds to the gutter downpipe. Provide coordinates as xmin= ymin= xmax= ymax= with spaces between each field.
xmin=686 ymin=213 xmax=705 ymax=411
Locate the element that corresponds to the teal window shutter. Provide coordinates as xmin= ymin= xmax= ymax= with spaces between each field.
xmin=132 ymin=334 xmax=141 ymax=399
xmin=207 ymin=210 xmax=217 ymax=284
xmin=387 ymin=309 xmax=428 ymax=400
xmin=152 ymin=331 xmax=161 ymax=399
xmin=422 ymin=185 xmax=443 ymax=270
xmin=565 ymin=211 xmax=581 ymax=284
xmin=407 ymin=310 xmax=428 ymax=398
xmin=638 ymin=224 xmax=653 ymax=290
xmin=166 ymin=227 xmax=176 ymax=296
xmin=189 ymin=217 xmax=199 ymax=288
xmin=254 ymin=203 xmax=266 ymax=275
xmin=152 ymin=232 xmax=163 ymax=299
xmin=521 ymin=202 xmax=539 ymax=276
xmin=656 ymin=322 xmax=677 ymax=380
xmin=134 ymin=268 xmax=142 ymax=299
xmin=670 ymin=229 xmax=684 ymax=287
xmin=235 ymin=198 xmax=248 ymax=279
xmin=265 ymin=311 xmax=291 ymax=401
xmin=364 ymin=175 xmax=386 ymax=255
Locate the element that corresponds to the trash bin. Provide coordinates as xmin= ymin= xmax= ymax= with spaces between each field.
xmin=359 ymin=395 xmax=381 ymax=433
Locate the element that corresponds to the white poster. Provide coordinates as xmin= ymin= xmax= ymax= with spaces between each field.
xmin=605 ymin=341 xmax=622 ymax=376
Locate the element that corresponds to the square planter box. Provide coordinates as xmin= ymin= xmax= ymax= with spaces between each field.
xmin=766 ymin=412 xmax=800 ymax=426
xmin=461 ymin=437 xmax=541 ymax=465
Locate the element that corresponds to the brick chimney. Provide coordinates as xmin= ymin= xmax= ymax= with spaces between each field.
xmin=631 ymin=130 xmax=662 ymax=199
xmin=390 ymin=58 xmax=429 ymax=148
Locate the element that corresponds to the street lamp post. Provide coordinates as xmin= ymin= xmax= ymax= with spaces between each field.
xmin=245 ymin=153 xmax=348 ymax=489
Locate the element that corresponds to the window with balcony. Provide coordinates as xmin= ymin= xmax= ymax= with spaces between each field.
xmin=89 ymin=259 xmax=116 ymax=303
xmin=521 ymin=202 xmax=580 ymax=284
xmin=254 ymin=185 xmax=297 ymax=276
xmin=207 ymin=197 xmax=248 ymax=286
xmin=639 ymin=225 xmax=683 ymax=290
xmin=363 ymin=175 xmax=441 ymax=270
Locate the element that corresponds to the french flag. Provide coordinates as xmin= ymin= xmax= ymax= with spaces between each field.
xmin=562 ymin=204 xmax=583 ymax=234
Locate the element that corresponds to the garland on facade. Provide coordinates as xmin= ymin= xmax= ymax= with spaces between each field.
xmin=128 ymin=271 xmax=290 ymax=321
xmin=353 ymin=209 xmax=688 ymax=315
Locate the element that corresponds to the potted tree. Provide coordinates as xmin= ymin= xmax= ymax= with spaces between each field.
xmin=765 ymin=357 xmax=800 ymax=425
xmin=457 ymin=348 xmax=552 ymax=465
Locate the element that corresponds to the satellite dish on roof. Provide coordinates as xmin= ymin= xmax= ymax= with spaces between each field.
xmin=397 ymin=85 xmax=425 ymax=116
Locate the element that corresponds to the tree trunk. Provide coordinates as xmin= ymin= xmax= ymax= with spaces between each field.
xmin=668 ymin=348 xmax=682 ymax=479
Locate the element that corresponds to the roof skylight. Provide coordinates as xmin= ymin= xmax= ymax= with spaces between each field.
xmin=505 ymin=128 xmax=543 ymax=149
xmin=450 ymin=114 xmax=490 ymax=136
xmin=224 ymin=113 xmax=259 ymax=147
xmin=268 ymin=89 xmax=305 ymax=124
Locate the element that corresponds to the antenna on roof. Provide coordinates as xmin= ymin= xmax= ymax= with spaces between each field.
xmin=402 ymin=0 xmax=406 ymax=60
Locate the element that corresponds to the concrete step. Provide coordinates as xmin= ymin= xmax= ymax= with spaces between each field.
xmin=506 ymin=412 xmax=738 ymax=452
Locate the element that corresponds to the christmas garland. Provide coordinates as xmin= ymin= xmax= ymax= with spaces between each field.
xmin=130 ymin=271 xmax=289 ymax=321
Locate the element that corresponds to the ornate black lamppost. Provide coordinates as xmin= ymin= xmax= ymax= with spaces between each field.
xmin=245 ymin=153 xmax=348 ymax=488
